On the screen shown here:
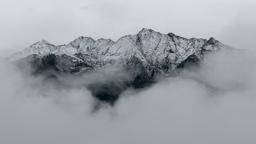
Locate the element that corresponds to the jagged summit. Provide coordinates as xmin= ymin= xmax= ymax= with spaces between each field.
xmin=138 ymin=28 xmax=161 ymax=35
xmin=32 ymin=39 xmax=50 ymax=45
xmin=12 ymin=28 xmax=226 ymax=106
xmin=12 ymin=28 xmax=224 ymax=60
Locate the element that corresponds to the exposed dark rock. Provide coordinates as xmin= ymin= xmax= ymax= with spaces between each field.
xmin=11 ymin=28 xmax=226 ymax=106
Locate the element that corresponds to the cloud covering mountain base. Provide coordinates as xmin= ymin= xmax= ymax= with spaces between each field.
xmin=1 ymin=49 xmax=256 ymax=144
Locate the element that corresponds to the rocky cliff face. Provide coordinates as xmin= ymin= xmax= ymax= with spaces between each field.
xmin=11 ymin=28 xmax=226 ymax=106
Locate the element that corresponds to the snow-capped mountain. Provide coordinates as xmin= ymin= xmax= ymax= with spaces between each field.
xmin=12 ymin=28 xmax=226 ymax=105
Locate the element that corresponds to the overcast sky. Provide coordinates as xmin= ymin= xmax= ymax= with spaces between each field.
xmin=1 ymin=1 xmax=256 ymax=144
xmin=0 ymin=0 xmax=256 ymax=53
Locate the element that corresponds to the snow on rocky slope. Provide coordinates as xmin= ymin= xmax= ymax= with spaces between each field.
xmin=11 ymin=28 xmax=226 ymax=106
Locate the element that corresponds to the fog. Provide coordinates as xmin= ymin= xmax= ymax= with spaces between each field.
xmin=1 ymin=0 xmax=256 ymax=143
xmin=0 ymin=48 xmax=256 ymax=144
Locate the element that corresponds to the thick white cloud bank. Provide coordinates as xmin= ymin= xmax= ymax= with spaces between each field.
xmin=1 ymin=49 xmax=256 ymax=144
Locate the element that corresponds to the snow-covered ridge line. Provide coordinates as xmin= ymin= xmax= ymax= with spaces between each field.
xmin=11 ymin=28 xmax=226 ymax=75
xmin=12 ymin=28 xmax=224 ymax=63
xmin=10 ymin=28 xmax=227 ymax=105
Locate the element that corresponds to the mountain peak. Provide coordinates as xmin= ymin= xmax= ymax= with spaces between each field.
xmin=138 ymin=28 xmax=160 ymax=35
xmin=30 ymin=39 xmax=52 ymax=46
xmin=12 ymin=28 xmax=226 ymax=63
xmin=139 ymin=28 xmax=154 ymax=32
xmin=39 ymin=39 xmax=50 ymax=43
xmin=207 ymin=37 xmax=219 ymax=44
xmin=168 ymin=32 xmax=178 ymax=37
xmin=11 ymin=28 xmax=227 ymax=105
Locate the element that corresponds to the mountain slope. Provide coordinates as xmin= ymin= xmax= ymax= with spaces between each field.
xmin=11 ymin=28 xmax=226 ymax=106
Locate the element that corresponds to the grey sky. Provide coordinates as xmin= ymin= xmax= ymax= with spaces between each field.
xmin=1 ymin=1 xmax=256 ymax=143
xmin=0 ymin=0 xmax=255 ymax=53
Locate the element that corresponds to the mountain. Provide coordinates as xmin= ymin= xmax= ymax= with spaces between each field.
xmin=11 ymin=28 xmax=226 ymax=106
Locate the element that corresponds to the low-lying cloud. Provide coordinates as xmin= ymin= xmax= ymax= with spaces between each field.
xmin=1 ymin=48 xmax=256 ymax=144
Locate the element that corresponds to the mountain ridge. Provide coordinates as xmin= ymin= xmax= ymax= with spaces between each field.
xmin=11 ymin=28 xmax=226 ymax=107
